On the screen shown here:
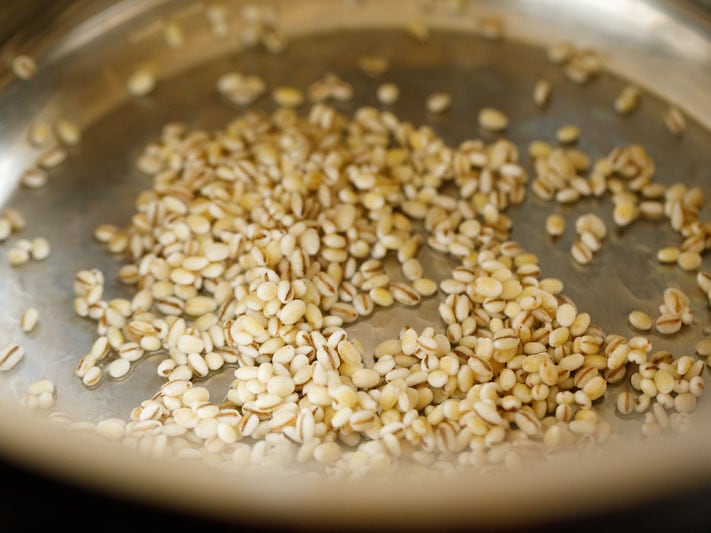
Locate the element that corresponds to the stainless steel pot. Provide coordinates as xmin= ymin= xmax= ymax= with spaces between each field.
xmin=0 ymin=0 xmax=710 ymax=528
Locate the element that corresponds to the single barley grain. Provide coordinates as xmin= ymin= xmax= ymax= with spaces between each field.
xmin=533 ymin=79 xmax=551 ymax=108
xmin=377 ymin=83 xmax=400 ymax=105
xmin=20 ymin=308 xmax=39 ymax=333
xmin=427 ymin=92 xmax=451 ymax=114
xmin=31 ymin=237 xmax=50 ymax=260
xmin=21 ymin=168 xmax=48 ymax=189
xmin=655 ymin=313 xmax=682 ymax=335
xmin=55 ymin=120 xmax=81 ymax=146
xmin=556 ymin=125 xmax=580 ymax=144
xmin=407 ymin=20 xmax=430 ymax=41
xmin=163 ymin=22 xmax=185 ymax=48
xmin=8 ymin=247 xmax=30 ymax=266
xmin=272 ymin=86 xmax=304 ymax=108
xmin=478 ymin=108 xmax=508 ymax=131
xmin=677 ymin=251 xmax=701 ymax=271
xmin=127 ymin=69 xmax=157 ymax=96
xmin=615 ymin=85 xmax=640 ymax=114
xmin=657 ymin=247 xmax=680 ymax=264
xmin=358 ymin=55 xmax=389 ymax=77
xmin=11 ymin=55 xmax=36 ymax=80
xmin=628 ymin=311 xmax=652 ymax=331
xmin=28 ymin=122 xmax=53 ymax=147
xmin=664 ymin=107 xmax=685 ymax=137
xmin=0 ymin=344 xmax=24 ymax=371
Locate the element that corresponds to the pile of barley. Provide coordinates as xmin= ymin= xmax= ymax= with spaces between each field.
xmin=54 ymin=103 xmax=701 ymax=479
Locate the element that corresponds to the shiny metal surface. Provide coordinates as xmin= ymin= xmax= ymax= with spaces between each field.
xmin=0 ymin=0 xmax=710 ymax=527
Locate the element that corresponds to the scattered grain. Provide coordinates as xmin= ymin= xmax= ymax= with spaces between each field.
xmin=533 ymin=79 xmax=551 ymax=108
xmin=11 ymin=55 xmax=37 ymax=80
xmin=627 ymin=311 xmax=652 ymax=332
xmin=478 ymin=107 xmax=508 ymax=131
xmin=0 ymin=344 xmax=24 ymax=371
xmin=427 ymin=92 xmax=451 ymax=114
xmin=358 ymin=55 xmax=389 ymax=77
xmin=664 ymin=107 xmax=685 ymax=137
xmin=127 ymin=68 xmax=157 ymax=96
xmin=20 ymin=308 xmax=39 ymax=333
xmin=556 ymin=125 xmax=580 ymax=145
xmin=272 ymin=86 xmax=304 ymax=108
xmin=615 ymin=85 xmax=640 ymax=114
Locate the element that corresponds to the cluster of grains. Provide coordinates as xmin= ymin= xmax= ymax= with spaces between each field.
xmin=217 ymin=72 xmax=266 ymax=106
xmin=654 ymin=287 xmax=692 ymax=336
xmin=530 ymin=139 xmax=709 ymax=272
xmin=545 ymin=41 xmax=684 ymax=135
xmin=240 ymin=3 xmax=287 ymax=54
xmin=528 ymin=139 xmax=595 ymax=204
xmin=546 ymin=41 xmax=602 ymax=85
xmin=21 ymin=380 xmax=56 ymax=410
xmin=570 ymin=214 xmax=606 ymax=265
xmin=205 ymin=4 xmax=230 ymax=40
xmin=46 ymin=103 xmax=700 ymax=479
xmin=7 ymin=237 xmax=50 ymax=266
xmin=21 ymin=120 xmax=81 ymax=189
xmin=307 ymin=73 xmax=354 ymax=104
xmin=0 ymin=208 xmax=25 ymax=243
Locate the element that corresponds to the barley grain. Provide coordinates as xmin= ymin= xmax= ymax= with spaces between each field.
xmin=556 ymin=125 xmax=580 ymax=145
xmin=533 ymin=79 xmax=551 ymax=108
xmin=657 ymin=247 xmax=680 ymax=264
xmin=571 ymin=240 xmax=593 ymax=265
xmin=479 ymin=108 xmax=508 ymax=131
xmin=427 ymin=92 xmax=451 ymax=114
xmin=664 ymin=107 xmax=685 ymax=137
xmin=21 ymin=168 xmax=48 ymax=189
xmin=37 ymin=147 xmax=67 ymax=169
xmin=655 ymin=313 xmax=682 ymax=335
xmin=627 ymin=311 xmax=652 ymax=331
xmin=127 ymin=68 xmax=156 ymax=96
xmin=358 ymin=55 xmax=389 ymax=77
xmin=677 ymin=251 xmax=701 ymax=271
xmin=0 ymin=344 xmax=24 ymax=371
xmin=20 ymin=308 xmax=39 ymax=333
xmin=545 ymin=214 xmax=565 ymax=237
xmin=8 ymin=247 xmax=30 ymax=266
xmin=30 ymin=237 xmax=50 ymax=260
xmin=615 ymin=85 xmax=640 ymax=114
xmin=377 ymin=83 xmax=400 ymax=105
xmin=55 ymin=120 xmax=81 ymax=146
xmin=11 ymin=55 xmax=36 ymax=80
xmin=272 ymin=86 xmax=304 ymax=108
